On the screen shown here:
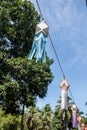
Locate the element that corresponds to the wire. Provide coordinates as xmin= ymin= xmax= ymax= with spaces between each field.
xmin=36 ymin=0 xmax=44 ymax=20
xmin=49 ymin=34 xmax=66 ymax=79
xmin=35 ymin=0 xmax=76 ymax=104
xmin=69 ymin=88 xmax=75 ymax=104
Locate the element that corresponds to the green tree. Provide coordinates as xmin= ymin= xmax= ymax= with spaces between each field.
xmin=26 ymin=104 xmax=52 ymax=130
xmin=0 ymin=0 xmax=53 ymax=129
xmin=27 ymin=106 xmax=43 ymax=130
xmin=41 ymin=104 xmax=52 ymax=130
xmin=0 ymin=108 xmax=21 ymax=130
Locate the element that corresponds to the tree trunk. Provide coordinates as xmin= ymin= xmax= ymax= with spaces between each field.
xmin=21 ymin=104 xmax=25 ymax=130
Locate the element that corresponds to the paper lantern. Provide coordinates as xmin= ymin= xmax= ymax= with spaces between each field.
xmin=28 ymin=20 xmax=49 ymax=63
xmin=60 ymin=79 xmax=69 ymax=110
xmin=82 ymin=123 xmax=85 ymax=130
xmin=71 ymin=104 xmax=78 ymax=128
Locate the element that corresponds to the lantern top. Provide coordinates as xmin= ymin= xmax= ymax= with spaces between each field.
xmin=35 ymin=20 xmax=49 ymax=35
xmin=72 ymin=104 xmax=77 ymax=109
xmin=82 ymin=123 xmax=85 ymax=128
xmin=77 ymin=115 xmax=82 ymax=123
xmin=71 ymin=104 xmax=77 ymax=112
xmin=60 ymin=79 xmax=69 ymax=90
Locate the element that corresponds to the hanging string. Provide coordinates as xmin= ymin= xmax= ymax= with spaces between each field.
xmin=49 ymin=34 xmax=66 ymax=79
xmin=36 ymin=0 xmax=44 ymax=20
xmin=35 ymin=0 xmax=76 ymax=104
xmin=69 ymin=88 xmax=75 ymax=104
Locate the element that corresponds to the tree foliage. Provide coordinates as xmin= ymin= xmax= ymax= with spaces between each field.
xmin=0 ymin=108 xmax=21 ymax=130
xmin=26 ymin=104 xmax=52 ymax=130
xmin=0 ymin=0 xmax=53 ymax=115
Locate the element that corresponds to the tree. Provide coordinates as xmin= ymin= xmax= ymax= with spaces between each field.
xmin=0 ymin=108 xmax=21 ymax=130
xmin=27 ymin=106 xmax=43 ymax=130
xmin=0 ymin=0 xmax=53 ymax=116
xmin=41 ymin=104 xmax=52 ymax=130
xmin=26 ymin=104 xmax=52 ymax=130
xmin=0 ymin=1 xmax=53 ymax=129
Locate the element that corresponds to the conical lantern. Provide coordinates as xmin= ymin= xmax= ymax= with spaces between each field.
xmin=60 ymin=79 xmax=69 ymax=110
xmin=28 ymin=20 xmax=49 ymax=63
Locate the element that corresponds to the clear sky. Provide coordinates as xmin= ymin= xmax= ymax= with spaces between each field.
xmin=30 ymin=0 xmax=87 ymax=114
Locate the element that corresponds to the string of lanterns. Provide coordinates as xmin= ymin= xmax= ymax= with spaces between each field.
xmin=29 ymin=0 xmax=87 ymax=129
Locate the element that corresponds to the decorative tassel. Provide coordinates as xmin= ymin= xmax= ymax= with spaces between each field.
xmin=71 ymin=104 xmax=78 ymax=128
xmin=28 ymin=20 xmax=49 ymax=63
xmin=60 ymin=80 xmax=69 ymax=110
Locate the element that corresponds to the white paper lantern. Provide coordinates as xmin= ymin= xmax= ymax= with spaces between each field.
xmin=35 ymin=20 xmax=49 ymax=35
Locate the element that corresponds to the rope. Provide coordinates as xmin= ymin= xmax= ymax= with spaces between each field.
xmin=49 ymin=34 xmax=66 ymax=79
xmin=69 ymin=88 xmax=75 ymax=104
xmin=36 ymin=0 xmax=44 ymax=20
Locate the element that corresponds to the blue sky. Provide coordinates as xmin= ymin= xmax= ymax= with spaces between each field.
xmin=30 ymin=0 xmax=87 ymax=114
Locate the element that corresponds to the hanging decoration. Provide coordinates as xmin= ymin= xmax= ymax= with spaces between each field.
xmin=60 ymin=79 xmax=69 ymax=110
xmin=82 ymin=123 xmax=85 ymax=130
xmin=28 ymin=20 xmax=49 ymax=63
xmin=77 ymin=115 xmax=82 ymax=130
xmin=71 ymin=104 xmax=78 ymax=128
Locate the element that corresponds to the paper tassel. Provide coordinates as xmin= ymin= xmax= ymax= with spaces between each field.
xmin=72 ymin=112 xmax=78 ymax=128
xmin=28 ymin=21 xmax=49 ymax=63
xmin=60 ymin=80 xmax=69 ymax=110
xmin=71 ymin=104 xmax=78 ymax=128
